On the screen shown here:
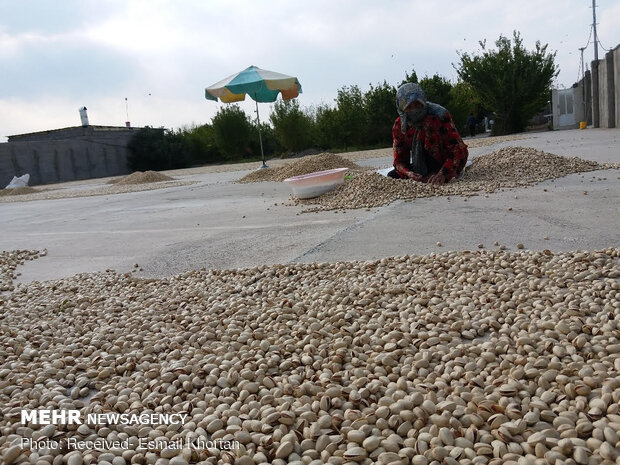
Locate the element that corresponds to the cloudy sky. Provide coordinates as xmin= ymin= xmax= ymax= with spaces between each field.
xmin=1 ymin=0 xmax=618 ymax=141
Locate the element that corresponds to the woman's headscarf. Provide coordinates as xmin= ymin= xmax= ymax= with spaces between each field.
xmin=396 ymin=83 xmax=427 ymax=133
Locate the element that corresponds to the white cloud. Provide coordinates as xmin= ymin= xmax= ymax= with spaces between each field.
xmin=85 ymin=1 xmax=184 ymax=54
xmin=0 ymin=28 xmax=78 ymax=59
xmin=1 ymin=0 xmax=618 ymax=141
xmin=0 ymin=97 xmax=85 ymax=139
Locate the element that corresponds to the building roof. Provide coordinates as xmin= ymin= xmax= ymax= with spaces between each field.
xmin=8 ymin=125 xmax=140 ymax=139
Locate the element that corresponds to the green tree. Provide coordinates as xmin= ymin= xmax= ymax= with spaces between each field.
xmin=127 ymin=127 xmax=190 ymax=171
xmin=313 ymin=104 xmax=339 ymax=149
xmin=363 ymin=81 xmax=396 ymax=146
xmin=333 ymin=85 xmax=365 ymax=149
xmin=456 ymin=31 xmax=558 ymax=135
xmin=399 ymin=68 xmax=419 ymax=86
xmin=211 ymin=105 xmax=252 ymax=160
xmin=448 ymin=81 xmax=480 ymax=133
xmin=249 ymin=122 xmax=280 ymax=159
xmin=270 ymin=99 xmax=313 ymax=154
xmin=419 ymin=74 xmax=453 ymax=109
xmin=178 ymin=123 xmax=222 ymax=166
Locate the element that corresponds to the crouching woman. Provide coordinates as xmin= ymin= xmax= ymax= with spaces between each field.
xmin=388 ymin=83 xmax=468 ymax=185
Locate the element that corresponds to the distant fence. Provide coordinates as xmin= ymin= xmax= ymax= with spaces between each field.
xmin=552 ymin=72 xmax=591 ymax=130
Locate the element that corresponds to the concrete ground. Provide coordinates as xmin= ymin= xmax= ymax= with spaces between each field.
xmin=1 ymin=128 xmax=618 ymax=284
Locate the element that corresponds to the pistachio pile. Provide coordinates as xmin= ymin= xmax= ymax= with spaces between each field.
xmin=110 ymin=171 xmax=176 ymax=185
xmin=1 ymin=247 xmax=619 ymax=465
xmin=465 ymin=135 xmax=528 ymax=149
xmin=236 ymin=153 xmax=365 ymax=184
xmin=0 ymin=249 xmax=46 ymax=292
xmin=295 ymin=147 xmax=617 ymax=211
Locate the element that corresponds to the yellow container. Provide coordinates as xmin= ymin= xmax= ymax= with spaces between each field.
xmin=579 ymin=121 xmax=587 ymax=129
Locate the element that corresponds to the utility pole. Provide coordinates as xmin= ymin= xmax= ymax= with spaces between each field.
xmin=592 ymin=0 xmax=599 ymax=61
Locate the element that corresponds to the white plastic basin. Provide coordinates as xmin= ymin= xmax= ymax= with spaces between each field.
xmin=284 ymin=168 xmax=349 ymax=199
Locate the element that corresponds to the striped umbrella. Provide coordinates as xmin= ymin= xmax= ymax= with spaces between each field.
xmin=205 ymin=66 xmax=302 ymax=167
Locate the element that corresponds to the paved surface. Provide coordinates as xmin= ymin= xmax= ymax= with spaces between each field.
xmin=1 ymin=128 xmax=618 ymax=284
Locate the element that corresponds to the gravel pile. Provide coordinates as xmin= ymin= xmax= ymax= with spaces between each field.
xmin=237 ymin=153 xmax=365 ymax=183
xmin=0 ymin=181 xmax=193 ymax=204
xmin=1 ymin=248 xmax=619 ymax=464
xmin=112 ymin=171 xmax=175 ymax=185
xmin=296 ymin=147 xmax=617 ymax=211
xmin=0 ymin=187 xmax=40 ymax=197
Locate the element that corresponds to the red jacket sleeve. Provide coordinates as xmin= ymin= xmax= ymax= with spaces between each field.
xmin=437 ymin=114 xmax=468 ymax=181
xmin=392 ymin=117 xmax=412 ymax=178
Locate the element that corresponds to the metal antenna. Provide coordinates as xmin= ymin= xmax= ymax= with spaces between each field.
xmin=124 ymin=97 xmax=131 ymax=128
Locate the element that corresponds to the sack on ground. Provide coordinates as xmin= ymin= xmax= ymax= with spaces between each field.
xmin=5 ymin=174 xmax=30 ymax=189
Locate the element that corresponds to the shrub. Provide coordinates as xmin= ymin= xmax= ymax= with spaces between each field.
xmin=127 ymin=127 xmax=190 ymax=171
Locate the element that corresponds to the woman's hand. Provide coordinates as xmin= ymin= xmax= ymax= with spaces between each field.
xmin=427 ymin=173 xmax=446 ymax=185
xmin=406 ymin=171 xmax=423 ymax=181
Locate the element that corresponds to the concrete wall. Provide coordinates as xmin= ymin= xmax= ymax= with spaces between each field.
xmin=598 ymin=56 xmax=609 ymax=127
xmin=591 ymin=44 xmax=619 ymax=128
xmin=592 ymin=61 xmax=600 ymax=127
xmin=0 ymin=126 xmax=136 ymax=187
xmin=615 ymin=46 xmax=620 ymax=128
xmin=585 ymin=69 xmax=593 ymax=125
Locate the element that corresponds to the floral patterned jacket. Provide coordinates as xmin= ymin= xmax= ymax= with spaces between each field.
xmin=392 ymin=112 xmax=468 ymax=181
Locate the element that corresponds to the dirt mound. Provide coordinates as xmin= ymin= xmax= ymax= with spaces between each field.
xmin=113 ymin=171 xmax=175 ymax=185
xmin=0 ymin=187 xmax=38 ymax=196
xmin=237 ymin=152 xmax=364 ymax=183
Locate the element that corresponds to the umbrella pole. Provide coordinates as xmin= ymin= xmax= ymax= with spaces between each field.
xmin=254 ymin=97 xmax=267 ymax=169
